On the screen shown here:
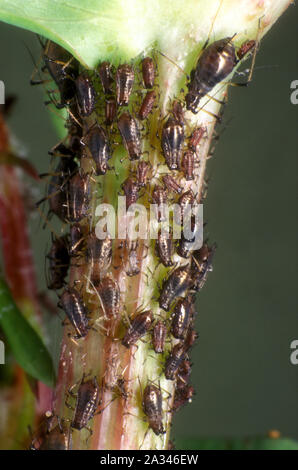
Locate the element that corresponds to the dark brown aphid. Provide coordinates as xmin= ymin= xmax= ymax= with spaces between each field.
xmin=152 ymin=321 xmax=167 ymax=354
xmin=71 ymin=377 xmax=101 ymax=431
xmin=162 ymin=174 xmax=182 ymax=194
xmin=122 ymin=310 xmax=153 ymax=348
xmin=237 ymin=40 xmax=256 ymax=60
xmin=70 ymin=223 xmax=85 ymax=256
xmin=152 ymin=185 xmax=168 ymax=222
xmin=47 ymin=158 xmax=78 ymax=222
xmin=159 ymin=266 xmax=193 ymax=312
xmin=122 ymin=177 xmax=140 ymax=210
xmin=98 ymin=61 xmax=113 ymax=94
xmin=156 ymin=229 xmax=173 ymax=267
xmin=183 ymin=327 xmax=198 ymax=352
xmin=96 ymin=276 xmax=120 ymax=318
xmin=181 ymin=150 xmax=195 ymax=181
xmin=189 ymin=127 xmax=206 ymax=152
xmin=31 ymin=416 xmax=71 ymax=450
xmin=161 ymin=116 xmax=184 ymax=170
xmin=172 ymin=100 xmax=184 ymax=124
xmin=136 ymin=161 xmax=150 ymax=187
xmin=118 ymin=112 xmax=141 ymax=160
xmin=171 ymin=297 xmax=193 ymax=339
xmin=105 ymin=98 xmax=117 ymax=125
xmin=47 ymin=235 xmax=70 ymax=290
xmin=178 ymin=189 xmax=195 ymax=224
xmin=75 ymin=73 xmax=96 ymax=117
xmin=59 ymin=287 xmax=89 ymax=338
xmin=86 ymin=233 xmax=112 ymax=284
xmin=84 ymin=124 xmax=111 ymax=175
xmin=142 ymin=57 xmax=155 ymax=89
xmin=176 ymin=359 xmax=192 ymax=389
xmin=68 ymin=172 xmax=91 ymax=223
xmin=116 ymin=64 xmax=134 ymax=106
xmin=138 ymin=90 xmax=156 ymax=120
xmin=191 ymin=243 xmax=216 ymax=292
xmin=41 ymin=40 xmax=79 ymax=107
xmin=186 ymin=38 xmax=238 ymax=113
xmin=126 ymin=240 xmax=141 ymax=277
xmin=142 ymin=384 xmax=164 ymax=435
xmin=164 ymin=343 xmax=186 ymax=380
xmin=172 ymin=385 xmax=195 ymax=412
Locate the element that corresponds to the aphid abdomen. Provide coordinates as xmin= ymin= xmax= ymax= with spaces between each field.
xmin=122 ymin=310 xmax=153 ymax=348
xmin=85 ymin=125 xmax=111 ymax=175
xmin=72 ymin=378 xmax=101 ymax=430
xmin=118 ymin=112 xmax=141 ymax=160
xmin=75 ymin=73 xmax=96 ymax=117
xmin=161 ymin=117 xmax=184 ymax=170
xmin=159 ymin=267 xmax=192 ymax=311
xmin=142 ymin=384 xmax=164 ymax=435
xmin=60 ymin=287 xmax=89 ymax=338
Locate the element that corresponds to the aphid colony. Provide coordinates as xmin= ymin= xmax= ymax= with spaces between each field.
xmin=32 ymin=34 xmax=254 ymax=449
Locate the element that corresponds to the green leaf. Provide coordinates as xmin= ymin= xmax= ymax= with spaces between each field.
xmin=176 ymin=437 xmax=298 ymax=450
xmin=0 ymin=278 xmax=55 ymax=387
xmin=0 ymin=0 xmax=263 ymax=69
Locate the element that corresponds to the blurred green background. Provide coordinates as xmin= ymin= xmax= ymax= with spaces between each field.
xmin=0 ymin=4 xmax=297 ymax=445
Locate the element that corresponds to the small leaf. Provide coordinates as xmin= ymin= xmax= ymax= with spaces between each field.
xmin=176 ymin=436 xmax=298 ymax=450
xmin=0 ymin=278 xmax=55 ymax=387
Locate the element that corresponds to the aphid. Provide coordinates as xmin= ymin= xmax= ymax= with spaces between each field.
xmin=122 ymin=310 xmax=153 ymax=348
xmin=142 ymin=384 xmax=164 ymax=435
xmin=68 ymin=172 xmax=91 ymax=223
xmin=138 ymin=90 xmax=156 ymax=120
xmin=156 ymin=229 xmax=173 ymax=267
xmin=83 ymin=124 xmax=111 ymax=175
xmin=164 ymin=343 xmax=186 ymax=380
xmin=237 ymin=40 xmax=256 ymax=60
xmin=191 ymin=243 xmax=216 ymax=292
xmin=172 ymin=385 xmax=195 ymax=412
xmin=159 ymin=266 xmax=192 ymax=312
xmin=98 ymin=61 xmax=113 ymax=94
xmin=142 ymin=57 xmax=155 ymax=89
xmin=71 ymin=377 xmax=101 ymax=431
xmin=185 ymin=37 xmax=238 ymax=113
xmin=189 ymin=127 xmax=206 ymax=152
xmin=161 ymin=116 xmax=184 ymax=170
xmin=86 ymin=233 xmax=112 ymax=284
xmin=162 ymin=174 xmax=182 ymax=194
xmin=181 ymin=150 xmax=195 ymax=181
xmin=118 ymin=112 xmax=141 ymax=160
xmin=105 ymin=98 xmax=117 ymax=125
xmin=183 ymin=327 xmax=198 ymax=352
xmin=171 ymin=297 xmax=193 ymax=339
xmin=116 ymin=64 xmax=134 ymax=106
xmin=70 ymin=223 xmax=85 ymax=256
xmin=59 ymin=287 xmax=89 ymax=338
xmin=136 ymin=161 xmax=150 ymax=188
xmin=47 ymin=235 xmax=70 ymax=290
xmin=41 ymin=40 xmax=79 ymax=107
xmin=178 ymin=189 xmax=195 ymax=224
xmin=75 ymin=72 xmax=96 ymax=117
xmin=152 ymin=320 xmax=167 ymax=354
xmin=122 ymin=177 xmax=140 ymax=210
xmin=177 ymin=216 xmax=201 ymax=258
xmin=47 ymin=158 xmax=78 ymax=222
xmin=31 ymin=416 xmax=71 ymax=450
xmin=96 ymin=276 xmax=120 ymax=319
xmin=126 ymin=240 xmax=141 ymax=277
xmin=176 ymin=359 xmax=192 ymax=389
xmin=172 ymin=100 xmax=184 ymax=124
xmin=152 ymin=185 xmax=167 ymax=222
